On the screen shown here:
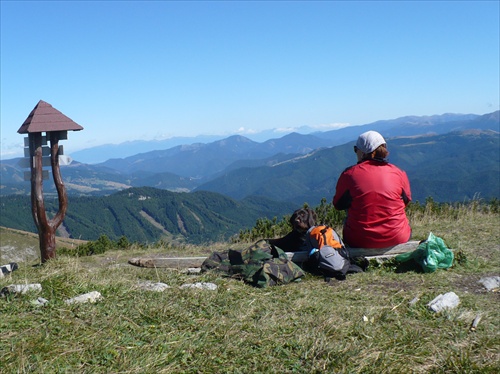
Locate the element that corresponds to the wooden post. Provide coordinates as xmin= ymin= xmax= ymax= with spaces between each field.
xmin=29 ymin=132 xmax=68 ymax=262
xmin=19 ymin=100 xmax=83 ymax=263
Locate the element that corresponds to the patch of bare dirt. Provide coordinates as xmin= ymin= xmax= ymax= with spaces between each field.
xmin=451 ymin=273 xmax=500 ymax=297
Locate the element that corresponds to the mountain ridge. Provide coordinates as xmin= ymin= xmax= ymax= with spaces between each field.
xmin=194 ymin=129 xmax=500 ymax=205
xmin=1 ymin=111 xmax=498 ymax=244
xmin=1 ymin=111 xmax=498 ymax=203
xmin=69 ymin=112 xmax=494 ymax=164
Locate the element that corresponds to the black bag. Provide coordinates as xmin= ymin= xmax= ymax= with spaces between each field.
xmin=308 ymin=245 xmax=353 ymax=280
xmin=304 ymin=226 xmax=363 ymax=280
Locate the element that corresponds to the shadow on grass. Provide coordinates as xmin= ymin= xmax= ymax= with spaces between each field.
xmin=371 ymin=257 xmax=425 ymax=274
xmin=393 ymin=260 xmax=425 ymax=274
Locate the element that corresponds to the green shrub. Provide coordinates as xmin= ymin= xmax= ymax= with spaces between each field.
xmin=59 ymin=234 xmax=130 ymax=257
xmin=233 ymin=198 xmax=499 ymax=244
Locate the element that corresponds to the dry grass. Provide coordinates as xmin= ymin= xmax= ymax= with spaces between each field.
xmin=1 ymin=204 xmax=499 ymax=373
xmin=0 ymin=226 xmax=87 ymax=264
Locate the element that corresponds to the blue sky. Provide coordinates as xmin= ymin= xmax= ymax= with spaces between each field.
xmin=1 ymin=1 xmax=499 ymax=159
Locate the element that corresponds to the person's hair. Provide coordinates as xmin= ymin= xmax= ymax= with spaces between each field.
xmin=363 ymin=144 xmax=389 ymax=160
xmin=374 ymin=144 xmax=389 ymax=159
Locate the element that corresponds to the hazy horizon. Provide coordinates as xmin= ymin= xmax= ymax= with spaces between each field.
xmin=1 ymin=1 xmax=498 ymax=159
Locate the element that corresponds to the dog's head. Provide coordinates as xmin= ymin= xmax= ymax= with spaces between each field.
xmin=289 ymin=208 xmax=317 ymax=233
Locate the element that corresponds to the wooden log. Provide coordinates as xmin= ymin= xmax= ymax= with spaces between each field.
xmin=286 ymin=241 xmax=421 ymax=263
xmin=128 ymin=256 xmax=207 ymax=269
xmin=349 ymin=241 xmax=420 ymax=257
xmin=128 ymin=241 xmax=420 ymax=269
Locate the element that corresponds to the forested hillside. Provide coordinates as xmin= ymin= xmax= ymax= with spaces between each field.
xmin=0 ymin=187 xmax=296 ymax=244
xmin=196 ymin=130 xmax=500 ymax=205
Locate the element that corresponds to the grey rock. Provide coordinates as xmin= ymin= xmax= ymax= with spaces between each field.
xmin=409 ymin=297 xmax=420 ymax=306
xmin=138 ymin=281 xmax=171 ymax=292
xmin=65 ymin=291 xmax=102 ymax=305
xmin=478 ymin=276 xmax=500 ymax=291
xmin=0 ymin=262 xmax=19 ymax=277
xmin=427 ymin=292 xmax=460 ymax=313
xmin=183 ymin=268 xmax=202 ymax=274
xmin=1 ymin=283 xmax=42 ymax=296
xmin=31 ymin=297 xmax=49 ymax=306
xmin=180 ymin=282 xmax=217 ymax=290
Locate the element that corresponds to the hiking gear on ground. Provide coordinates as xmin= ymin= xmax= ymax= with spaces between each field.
xmin=304 ymin=226 xmax=361 ymax=280
xmin=201 ymin=240 xmax=305 ymax=288
xmin=395 ymin=232 xmax=454 ymax=273
xmin=306 ymin=225 xmax=344 ymax=250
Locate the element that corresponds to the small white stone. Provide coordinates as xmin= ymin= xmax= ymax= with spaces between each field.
xmin=427 ymin=292 xmax=460 ymax=313
xmin=31 ymin=297 xmax=49 ymax=306
xmin=2 ymin=283 xmax=42 ymax=295
xmin=138 ymin=281 xmax=171 ymax=292
xmin=478 ymin=276 xmax=500 ymax=291
xmin=65 ymin=291 xmax=102 ymax=305
xmin=180 ymin=282 xmax=217 ymax=291
xmin=409 ymin=297 xmax=420 ymax=306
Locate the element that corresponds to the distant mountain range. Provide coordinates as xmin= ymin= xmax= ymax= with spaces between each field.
xmin=195 ymin=129 xmax=500 ymax=205
xmin=1 ymin=111 xmax=498 ymax=243
xmin=1 ymin=111 xmax=498 ymax=202
xmin=70 ymin=112 xmax=488 ymax=164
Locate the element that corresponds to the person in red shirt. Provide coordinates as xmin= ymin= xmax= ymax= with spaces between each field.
xmin=333 ymin=131 xmax=412 ymax=248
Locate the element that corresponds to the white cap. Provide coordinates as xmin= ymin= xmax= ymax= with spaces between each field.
xmin=355 ymin=131 xmax=386 ymax=154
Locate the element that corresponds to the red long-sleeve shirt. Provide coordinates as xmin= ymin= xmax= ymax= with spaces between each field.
xmin=333 ymin=159 xmax=412 ymax=248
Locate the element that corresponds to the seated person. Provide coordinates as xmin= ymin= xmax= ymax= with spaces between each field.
xmin=268 ymin=208 xmax=317 ymax=252
xmin=333 ymin=131 xmax=412 ymax=248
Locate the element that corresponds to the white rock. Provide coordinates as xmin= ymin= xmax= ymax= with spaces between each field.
xmin=184 ymin=268 xmax=202 ymax=274
xmin=138 ymin=281 xmax=171 ymax=292
xmin=180 ymin=282 xmax=217 ymax=290
xmin=409 ymin=297 xmax=420 ymax=306
xmin=31 ymin=297 xmax=49 ymax=306
xmin=1 ymin=283 xmax=42 ymax=295
xmin=478 ymin=276 xmax=500 ymax=291
xmin=65 ymin=291 xmax=102 ymax=305
xmin=427 ymin=292 xmax=460 ymax=313
xmin=0 ymin=262 xmax=17 ymax=277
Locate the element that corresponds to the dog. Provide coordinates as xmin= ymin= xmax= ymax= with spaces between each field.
xmin=268 ymin=208 xmax=317 ymax=252
xmin=289 ymin=207 xmax=317 ymax=233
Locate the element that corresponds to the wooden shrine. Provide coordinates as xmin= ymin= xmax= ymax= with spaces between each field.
xmin=17 ymin=100 xmax=83 ymax=263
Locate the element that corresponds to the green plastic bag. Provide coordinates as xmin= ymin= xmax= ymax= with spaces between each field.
xmin=395 ymin=232 xmax=454 ymax=273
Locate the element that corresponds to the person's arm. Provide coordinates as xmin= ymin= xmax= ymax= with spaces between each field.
xmin=333 ymin=173 xmax=352 ymax=210
xmin=401 ymin=171 xmax=412 ymax=206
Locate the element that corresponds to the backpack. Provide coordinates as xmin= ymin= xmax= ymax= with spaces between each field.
xmin=306 ymin=225 xmax=344 ymax=250
xmin=201 ymin=239 xmax=305 ymax=288
xmin=304 ymin=226 xmax=356 ymax=279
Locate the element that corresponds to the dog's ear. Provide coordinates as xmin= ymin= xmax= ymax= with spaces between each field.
xmin=306 ymin=208 xmax=317 ymax=228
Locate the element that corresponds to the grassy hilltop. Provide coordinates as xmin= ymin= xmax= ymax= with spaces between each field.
xmin=1 ymin=201 xmax=499 ymax=373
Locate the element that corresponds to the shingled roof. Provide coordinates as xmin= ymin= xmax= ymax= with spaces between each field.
xmin=17 ymin=100 xmax=84 ymax=134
